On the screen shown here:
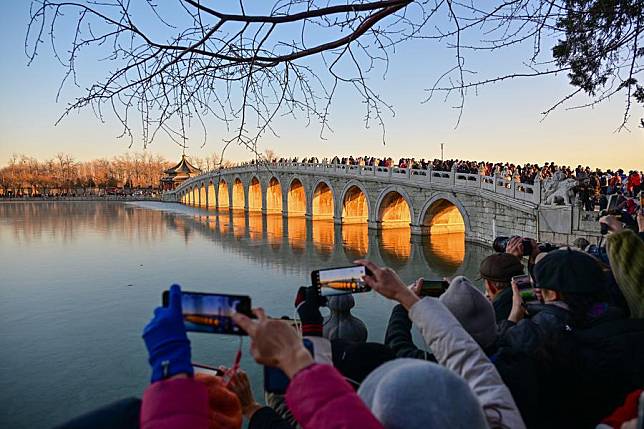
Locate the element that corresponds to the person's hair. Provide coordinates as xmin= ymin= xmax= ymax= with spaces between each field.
xmin=557 ymin=291 xmax=608 ymax=327
xmin=488 ymin=280 xmax=511 ymax=291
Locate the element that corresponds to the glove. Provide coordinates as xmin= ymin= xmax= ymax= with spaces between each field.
xmin=143 ymin=284 xmax=193 ymax=383
xmin=294 ymin=286 xmax=325 ymax=337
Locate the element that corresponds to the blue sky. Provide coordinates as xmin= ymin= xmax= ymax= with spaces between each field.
xmin=1 ymin=0 xmax=642 ymax=169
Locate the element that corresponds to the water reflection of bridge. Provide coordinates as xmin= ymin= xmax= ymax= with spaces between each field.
xmin=164 ymin=205 xmax=489 ymax=280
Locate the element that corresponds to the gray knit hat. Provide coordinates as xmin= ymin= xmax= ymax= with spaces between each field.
xmin=439 ymin=276 xmax=497 ymax=350
xmin=358 ymin=358 xmax=487 ymax=429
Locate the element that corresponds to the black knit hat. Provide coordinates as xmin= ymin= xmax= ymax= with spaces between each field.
xmin=479 ymin=253 xmax=524 ymax=282
xmin=533 ymin=248 xmax=606 ymax=294
xmin=332 ymin=340 xmax=396 ymax=388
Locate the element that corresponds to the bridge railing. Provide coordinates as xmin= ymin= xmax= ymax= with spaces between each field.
xmin=173 ymin=162 xmax=542 ymax=205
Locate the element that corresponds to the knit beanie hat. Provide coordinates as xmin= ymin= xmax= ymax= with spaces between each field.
xmin=607 ymin=229 xmax=644 ymax=318
xmin=194 ymin=373 xmax=242 ymax=429
xmin=332 ymin=339 xmax=396 ymax=388
xmin=358 ymin=358 xmax=487 ymax=429
xmin=439 ymin=276 xmax=497 ymax=350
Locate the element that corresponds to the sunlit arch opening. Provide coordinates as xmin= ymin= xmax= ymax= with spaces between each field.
xmin=287 ymin=179 xmax=306 ymax=216
xmin=232 ymin=178 xmax=244 ymax=210
xmin=218 ymin=180 xmax=229 ymax=209
xmin=191 ymin=187 xmax=198 ymax=206
xmin=312 ymin=182 xmax=334 ymax=220
xmin=342 ymin=185 xmax=368 ymax=224
xmin=207 ymin=182 xmax=216 ymax=209
xmin=378 ymin=191 xmax=411 ymax=229
xmin=422 ymin=199 xmax=465 ymax=235
xmin=248 ymin=177 xmax=262 ymax=211
xmin=199 ymin=184 xmax=207 ymax=207
xmin=266 ymin=177 xmax=282 ymax=213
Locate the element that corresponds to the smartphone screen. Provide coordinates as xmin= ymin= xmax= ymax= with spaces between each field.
xmin=311 ymin=265 xmax=372 ymax=296
xmin=420 ymin=279 xmax=449 ymax=297
xmin=264 ymin=339 xmax=314 ymax=394
xmin=511 ymin=274 xmax=531 ymax=289
xmin=162 ymin=291 xmax=251 ymax=335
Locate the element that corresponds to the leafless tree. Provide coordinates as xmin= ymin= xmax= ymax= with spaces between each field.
xmin=26 ymin=0 xmax=643 ymax=165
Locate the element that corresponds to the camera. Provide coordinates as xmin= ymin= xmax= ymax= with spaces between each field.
xmin=599 ymin=209 xmax=623 ymax=235
xmin=493 ymin=236 xmax=558 ymax=255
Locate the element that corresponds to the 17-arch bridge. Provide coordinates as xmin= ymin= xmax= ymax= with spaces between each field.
xmin=163 ymin=162 xmax=552 ymax=245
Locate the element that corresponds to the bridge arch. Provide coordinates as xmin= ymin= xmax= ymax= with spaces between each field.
xmin=287 ymin=177 xmax=306 ymax=217
xmin=191 ymin=186 xmax=198 ymax=207
xmin=218 ymin=179 xmax=230 ymax=209
xmin=311 ymin=179 xmax=335 ymax=220
xmin=418 ymin=194 xmax=469 ymax=235
xmin=207 ymin=181 xmax=216 ymax=209
xmin=248 ymin=176 xmax=262 ymax=211
xmin=375 ymin=186 xmax=414 ymax=229
xmin=199 ymin=182 xmax=207 ymax=207
xmin=266 ymin=176 xmax=282 ymax=213
xmin=232 ymin=177 xmax=245 ymax=209
xmin=340 ymin=180 xmax=371 ymax=224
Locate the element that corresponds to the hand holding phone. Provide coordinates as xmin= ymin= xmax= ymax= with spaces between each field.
xmin=311 ymin=265 xmax=372 ymax=297
xmin=162 ymin=290 xmax=252 ymax=335
xmin=419 ymin=279 xmax=449 ymax=297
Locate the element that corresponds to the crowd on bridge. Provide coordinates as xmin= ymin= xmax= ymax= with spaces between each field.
xmin=249 ymin=155 xmax=643 ymax=212
xmin=57 ymin=212 xmax=644 ymax=429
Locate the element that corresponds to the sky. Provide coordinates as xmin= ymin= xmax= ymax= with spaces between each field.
xmin=0 ymin=1 xmax=642 ymax=170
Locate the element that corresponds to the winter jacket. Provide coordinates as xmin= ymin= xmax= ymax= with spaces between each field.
xmin=495 ymin=303 xmax=644 ymax=429
xmin=140 ymin=377 xmax=209 ymax=429
xmin=607 ymin=229 xmax=644 ymax=318
xmin=493 ymin=287 xmax=513 ymax=322
xmin=408 ymin=297 xmax=526 ymax=429
xmin=384 ymin=304 xmax=435 ymax=360
xmin=141 ymin=364 xmax=382 ymax=429
xmin=285 ymin=364 xmax=383 ymax=429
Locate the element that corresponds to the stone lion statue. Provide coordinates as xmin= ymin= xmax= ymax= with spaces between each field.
xmin=544 ymin=177 xmax=577 ymax=205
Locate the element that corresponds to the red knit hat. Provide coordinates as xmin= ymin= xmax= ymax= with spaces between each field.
xmin=194 ymin=373 xmax=243 ymax=429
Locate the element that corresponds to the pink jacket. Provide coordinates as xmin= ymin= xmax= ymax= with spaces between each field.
xmin=140 ymin=377 xmax=209 ymax=429
xmin=140 ymin=364 xmax=382 ymax=429
xmin=286 ymin=364 xmax=384 ymax=429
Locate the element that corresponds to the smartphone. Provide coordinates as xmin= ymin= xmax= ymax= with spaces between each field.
xmin=311 ymin=265 xmax=372 ymax=297
xmin=264 ymin=339 xmax=314 ymax=394
xmin=419 ymin=279 xmax=449 ymax=297
xmin=511 ymin=274 xmax=531 ymax=289
xmin=162 ymin=290 xmax=252 ymax=335
xmin=193 ymin=363 xmax=224 ymax=377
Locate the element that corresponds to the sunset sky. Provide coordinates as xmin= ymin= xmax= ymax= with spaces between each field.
xmin=1 ymin=1 xmax=642 ymax=170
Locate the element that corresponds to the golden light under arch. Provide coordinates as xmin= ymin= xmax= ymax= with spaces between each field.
xmin=312 ymin=181 xmax=334 ymax=220
xmin=248 ymin=177 xmax=262 ymax=212
xmin=342 ymin=185 xmax=368 ymax=224
xmin=378 ymin=191 xmax=411 ymax=229
xmin=287 ymin=179 xmax=306 ymax=216
xmin=218 ymin=180 xmax=229 ymax=209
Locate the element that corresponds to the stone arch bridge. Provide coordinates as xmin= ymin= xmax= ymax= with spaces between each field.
xmin=163 ymin=162 xmax=594 ymax=245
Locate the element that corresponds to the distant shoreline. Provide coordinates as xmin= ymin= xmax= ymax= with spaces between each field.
xmin=0 ymin=196 xmax=162 ymax=203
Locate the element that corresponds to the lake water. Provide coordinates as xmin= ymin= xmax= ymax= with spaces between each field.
xmin=0 ymin=201 xmax=492 ymax=428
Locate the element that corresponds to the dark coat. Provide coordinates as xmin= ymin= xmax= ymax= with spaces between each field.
xmin=493 ymin=287 xmax=514 ymax=323
xmin=494 ymin=304 xmax=644 ymax=429
xmin=384 ymin=304 xmax=435 ymax=361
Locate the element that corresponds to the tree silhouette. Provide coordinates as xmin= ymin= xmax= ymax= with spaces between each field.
xmin=26 ymin=0 xmax=643 ymax=163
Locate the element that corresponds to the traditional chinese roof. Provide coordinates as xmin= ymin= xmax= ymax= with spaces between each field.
xmin=164 ymin=154 xmax=201 ymax=176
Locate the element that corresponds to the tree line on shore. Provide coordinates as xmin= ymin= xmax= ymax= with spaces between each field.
xmin=0 ymin=152 xmax=233 ymax=196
